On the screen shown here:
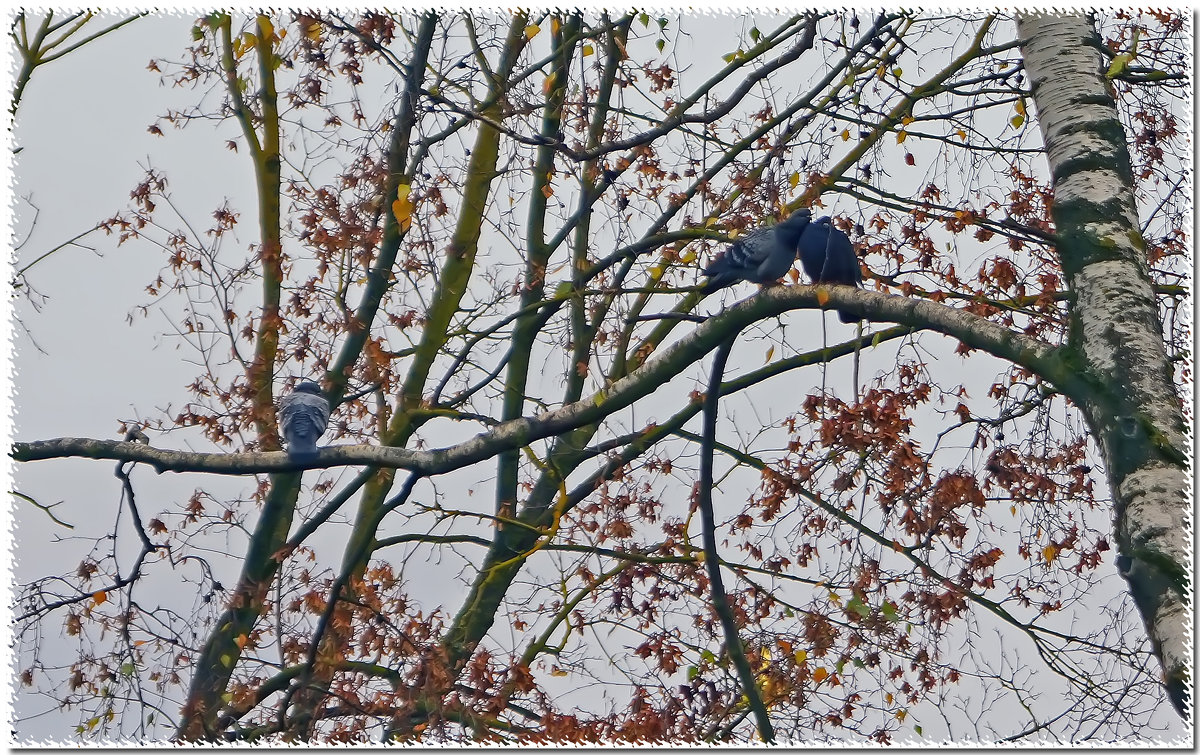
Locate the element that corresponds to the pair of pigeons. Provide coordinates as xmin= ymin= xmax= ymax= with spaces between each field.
xmin=700 ymin=209 xmax=862 ymax=323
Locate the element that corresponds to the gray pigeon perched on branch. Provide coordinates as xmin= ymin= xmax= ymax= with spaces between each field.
xmin=701 ymin=209 xmax=812 ymax=292
xmin=797 ymin=215 xmax=862 ymax=323
xmin=278 ymin=380 xmax=330 ymax=461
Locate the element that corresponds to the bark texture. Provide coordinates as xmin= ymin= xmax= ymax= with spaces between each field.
xmin=1018 ymin=13 xmax=1190 ymax=716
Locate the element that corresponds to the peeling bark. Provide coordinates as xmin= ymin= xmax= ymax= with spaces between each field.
xmin=1018 ymin=13 xmax=1190 ymax=716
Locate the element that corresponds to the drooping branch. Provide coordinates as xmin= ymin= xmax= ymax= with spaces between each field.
xmin=698 ymin=335 xmax=775 ymax=743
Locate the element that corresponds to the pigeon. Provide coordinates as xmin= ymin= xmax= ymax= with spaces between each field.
xmin=278 ymin=380 xmax=330 ymax=461
xmin=797 ymin=216 xmax=862 ymax=323
xmin=701 ymin=209 xmax=812 ymax=292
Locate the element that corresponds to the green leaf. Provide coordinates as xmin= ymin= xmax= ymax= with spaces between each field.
xmin=881 ymin=601 xmax=900 ymax=622
xmin=701 ymin=649 xmax=717 ymax=665
xmin=687 ymin=665 xmax=699 ymax=681
xmin=220 ymin=654 xmax=233 ymax=667
xmin=852 ymin=657 xmax=866 ymax=669
xmin=846 ymin=595 xmax=871 ymax=619
xmin=722 ymin=51 xmax=738 ymax=64
xmin=749 ymin=27 xmax=761 ymax=43
xmin=639 ymin=13 xmax=650 ymax=27
xmin=119 ymin=662 xmax=136 ymax=677
xmin=656 ymin=38 xmax=665 ymax=53
xmin=1106 ymin=52 xmax=1133 ymax=79
xmin=658 ymin=18 xmax=668 ymax=30
xmin=915 ymin=724 xmax=923 ymax=736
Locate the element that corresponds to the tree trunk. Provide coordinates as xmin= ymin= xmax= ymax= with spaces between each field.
xmin=1017 ymin=13 xmax=1190 ymax=715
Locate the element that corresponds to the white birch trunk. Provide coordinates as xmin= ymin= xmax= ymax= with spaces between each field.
xmin=1018 ymin=13 xmax=1190 ymax=716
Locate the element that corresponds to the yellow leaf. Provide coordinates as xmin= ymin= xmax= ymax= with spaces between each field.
xmin=901 ymin=115 xmax=914 ymax=126
xmin=885 ymin=692 xmax=894 ymax=705
xmin=840 ymin=129 xmax=850 ymax=142
xmin=956 ymin=129 xmax=968 ymax=140
xmin=525 ymin=24 xmax=541 ymax=39
xmin=582 ymin=43 xmax=594 ymax=56
xmin=543 ymin=72 xmax=558 ymax=95
xmin=816 ymin=287 xmax=830 ymax=307
xmin=392 ymin=184 xmax=413 ymax=231
xmin=892 ymin=67 xmax=903 ymax=78
xmin=896 ymin=708 xmax=907 ymax=722
xmin=550 ymin=17 xmax=561 ymax=35
xmin=679 ymin=249 xmax=697 ymax=264
xmin=1011 ymin=114 xmax=1025 ymax=128
xmin=257 ymin=17 xmax=274 ymax=41
xmin=1043 ymin=543 xmax=1059 ymax=565
xmin=1010 ymin=505 xmax=1017 ymax=515
xmin=305 ymin=23 xmax=321 ymax=42
xmin=550 ymin=666 xmax=568 ymax=677
xmin=813 ymin=667 xmax=829 ymax=683
xmin=788 ymin=171 xmax=800 ymax=188
xmin=236 ymin=31 xmax=257 ymax=59
xmin=764 ymin=345 xmax=775 ymax=363
xmin=827 ymin=590 xmax=842 ymax=606
xmin=794 ymin=649 xmax=808 ymax=664
xmin=234 ymin=633 xmax=248 ymax=650
xmin=896 ymin=130 xmax=908 ymax=144
xmin=1015 ymin=99 xmax=1026 ymax=116
xmin=92 ymin=590 xmax=108 ymax=605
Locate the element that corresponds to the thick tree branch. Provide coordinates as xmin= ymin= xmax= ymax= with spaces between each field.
xmin=14 ymin=286 xmax=1069 ymax=475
